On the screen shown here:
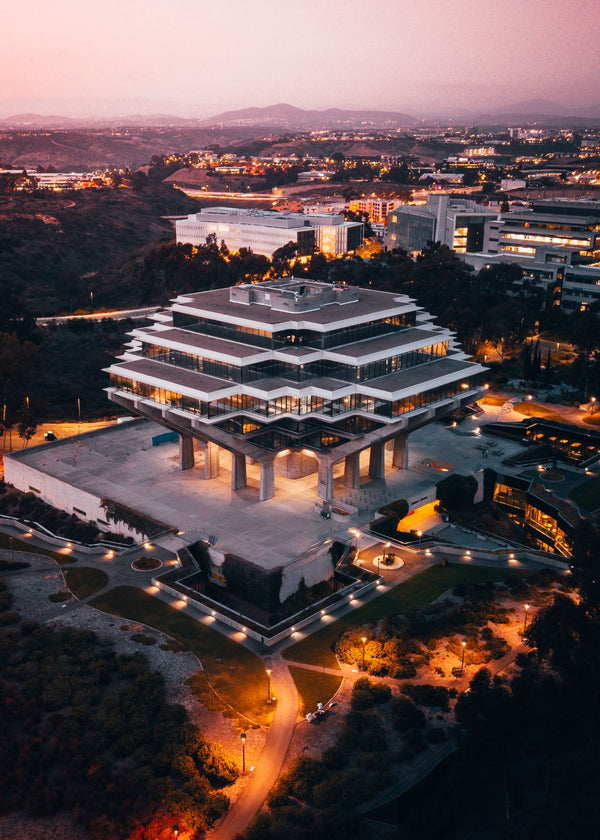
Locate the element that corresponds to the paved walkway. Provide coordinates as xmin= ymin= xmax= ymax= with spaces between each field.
xmin=208 ymin=654 xmax=298 ymax=839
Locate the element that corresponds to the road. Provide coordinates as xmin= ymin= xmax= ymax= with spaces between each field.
xmin=208 ymin=654 xmax=298 ymax=840
xmin=36 ymin=306 xmax=160 ymax=326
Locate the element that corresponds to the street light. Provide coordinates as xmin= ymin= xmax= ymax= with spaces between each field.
xmin=241 ymin=732 xmax=246 ymax=775
xmin=266 ymin=668 xmax=272 ymax=705
xmin=461 ymin=640 xmax=467 ymax=670
xmin=361 ymin=636 xmax=367 ymax=669
xmin=523 ymin=603 xmax=530 ymax=633
xmin=172 ymin=826 xmax=179 ymax=839
xmin=9 ymin=536 xmax=14 ymax=565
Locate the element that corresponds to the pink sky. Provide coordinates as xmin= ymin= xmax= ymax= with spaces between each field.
xmin=1 ymin=0 xmax=599 ymax=117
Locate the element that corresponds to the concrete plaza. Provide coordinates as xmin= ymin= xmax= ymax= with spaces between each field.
xmin=5 ymin=407 xmax=527 ymax=570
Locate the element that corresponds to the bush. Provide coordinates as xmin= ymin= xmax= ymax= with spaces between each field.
xmin=130 ymin=632 xmax=157 ymax=645
xmin=350 ymin=677 xmax=392 ymax=710
xmin=402 ymin=683 xmax=451 ymax=710
xmin=391 ymin=696 xmax=426 ymax=732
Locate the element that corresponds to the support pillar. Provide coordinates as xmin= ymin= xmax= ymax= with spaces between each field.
xmin=317 ymin=458 xmax=334 ymax=501
xmin=259 ymin=457 xmax=275 ymax=501
xmin=196 ymin=440 xmax=220 ymax=479
xmin=368 ymin=442 xmax=386 ymax=480
xmin=231 ymin=452 xmax=247 ymax=491
xmin=392 ymin=434 xmax=408 ymax=469
xmin=344 ymin=451 xmax=361 ymax=489
xmin=179 ymin=434 xmax=195 ymax=471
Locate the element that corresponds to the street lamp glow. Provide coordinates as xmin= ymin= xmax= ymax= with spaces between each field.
xmin=523 ymin=603 xmax=530 ymax=633
xmin=461 ymin=640 xmax=467 ymax=670
xmin=361 ymin=636 xmax=367 ymax=669
xmin=240 ymin=732 xmax=247 ymax=775
xmin=266 ymin=668 xmax=272 ymax=705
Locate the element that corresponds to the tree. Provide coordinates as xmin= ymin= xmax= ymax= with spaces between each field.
xmin=436 ymin=474 xmax=478 ymax=511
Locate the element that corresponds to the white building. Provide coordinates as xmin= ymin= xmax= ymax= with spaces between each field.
xmin=176 ymin=207 xmax=363 ymax=258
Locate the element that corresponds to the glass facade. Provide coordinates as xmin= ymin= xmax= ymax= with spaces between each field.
xmin=171 ymin=312 xmax=416 ymax=351
xmin=110 ymin=373 xmax=480 ymax=428
xmin=141 ymin=339 xmax=449 ymax=386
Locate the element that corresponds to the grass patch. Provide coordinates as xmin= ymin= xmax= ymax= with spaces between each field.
xmin=569 ymin=475 xmax=600 ymax=512
xmin=284 ymin=564 xmax=530 ymax=669
xmin=65 ymin=567 xmax=109 ymax=598
xmin=513 ymin=402 xmax=564 ymax=422
xmin=90 ymin=586 xmax=273 ymax=726
xmin=584 ymin=414 xmax=600 ymax=427
xmin=288 ymin=665 xmax=343 ymax=719
xmin=0 ymin=531 xmax=71 ymax=564
xmin=481 ymin=395 xmax=506 ymax=406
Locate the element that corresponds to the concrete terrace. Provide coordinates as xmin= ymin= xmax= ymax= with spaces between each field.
xmin=5 ymin=411 xmax=527 ymax=568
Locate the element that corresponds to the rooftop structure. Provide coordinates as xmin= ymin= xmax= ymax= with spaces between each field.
xmin=105 ymin=278 xmax=485 ymax=505
xmin=175 ymin=206 xmax=363 ymax=258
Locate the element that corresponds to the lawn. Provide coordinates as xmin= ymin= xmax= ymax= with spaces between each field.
xmin=90 ymin=586 xmax=273 ymax=726
xmin=284 ymin=564 xmax=530 ymax=669
xmin=0 ymin=531 xmax=73 ymax=564
xmin=569 ymin=475 xmax=600 ymax=512
xmin=481 ymin=395 xmax=506 ymax=406
xmin=288 ymin=666 xmax=343 ymax=719
xmin=65 ymin=567 xmax=109 ymax=598
xmin=513 ymin=401 xmax=564 ymax=422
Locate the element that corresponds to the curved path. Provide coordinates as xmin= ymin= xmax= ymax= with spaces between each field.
xmin=208 ymin=654 xmax=298 ymax=840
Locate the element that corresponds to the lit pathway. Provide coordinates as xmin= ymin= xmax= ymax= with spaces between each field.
xmin=208 ymin=654 xmax=298 ymax=840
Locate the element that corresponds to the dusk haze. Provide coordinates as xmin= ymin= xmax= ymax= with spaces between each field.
xmin=1 ymin=0 xmax=600 ymax=117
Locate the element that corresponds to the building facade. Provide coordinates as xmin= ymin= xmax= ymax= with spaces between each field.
xmin=385 ymin=195 xmax=497 ymax=255
xmin=175 ymin=207 xmax=363 ymax=258
xmin=106 ymin=279 xmax=485 ymax=503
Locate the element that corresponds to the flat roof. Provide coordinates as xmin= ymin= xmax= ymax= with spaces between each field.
xmin=136 ymin=327 xmax=270 ymax=361
xmin=328 ymin=327 xmax=444 ymax=361
xmin=173 ymin=286 xmax=416 ymax=330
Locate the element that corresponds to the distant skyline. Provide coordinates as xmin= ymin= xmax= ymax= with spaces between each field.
xmin=2 ymin=0 xmax=600 ymax=119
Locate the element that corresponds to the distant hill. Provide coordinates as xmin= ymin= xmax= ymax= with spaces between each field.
xmin=203 ymin=102 xmax=417 ymax=128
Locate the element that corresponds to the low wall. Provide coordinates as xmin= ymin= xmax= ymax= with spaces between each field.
xmin=4 ymin=454 xmax=144 ymax=541
xmin=0 ymin=514 xmax=131 ymax=555
xmin=152 ymin=573 xmax=380 ymax=647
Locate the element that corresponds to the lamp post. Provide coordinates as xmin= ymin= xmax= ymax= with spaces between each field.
xmin=592 ymin=397 xmax=597 ymax=415
xmin=241 ymin=732 xmax=246 ymax=775
xmin=77 ymin=397 xmax=81 ymax=434
xmin=461 ymin=640 xmax=467 ymax=670
xmin=523 ymin=603 xmax=530 ymax=633
xmin=9 ymin=536 xmax=14 ymax=565
xmin=266 ymin=668 xmax=272 ymax=705
xmin=361 ymin=636 xmax=367 ymax=670
xmin=172 ymin=826 xmax=179 ymax=839
xmin=383 ymin=542 xmax=390 ymax=574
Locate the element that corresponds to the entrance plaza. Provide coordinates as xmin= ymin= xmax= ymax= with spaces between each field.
xmin=4 ymin=412 xmax=526 ymax=571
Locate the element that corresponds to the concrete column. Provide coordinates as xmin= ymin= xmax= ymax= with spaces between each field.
xmin=196 ymin=440 xmax=220 ymax=479
xmin=259 ymin=458 xmax=275 ymax=501
xmin=179 ymin=434 xmax=195 ymax=470
xmin=392 ymin=434 xmax=408 ymax=469
xmin=344 ymin=451 xmax=361 ymax=489
xmin=317 ymin=458 xmax=334 ymax=500
xmin=231 ymin=452 xmax=247 ymax=490
xmin=368 ymin=442 xmax=386 ymax=480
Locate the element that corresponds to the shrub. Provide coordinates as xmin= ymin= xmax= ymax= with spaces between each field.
xmin=391 ymin=696 xmax=426 ymax=732
xmin=350 ymin=677 xmax=392 ymax=710
xmin=402 ymin=683 xmax=450 ymax=710
xmin=130 ymin=633 xmax=157 ymax=645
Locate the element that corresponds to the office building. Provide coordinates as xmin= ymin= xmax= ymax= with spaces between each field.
xmin=175 ymin=207 xmax=363 ymax=258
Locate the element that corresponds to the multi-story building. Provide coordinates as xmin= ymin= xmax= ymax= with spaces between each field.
xmin=106 ymin=279 xmax=485 ymax=504
xmin=483 ymin=199 xmax=600 ymax=261
xmin=385 ymin=194 xmax=497 ymax=255
xmin=175 ymin=207 xmax=363 ymax=258
xmin=348 ymin=198 xmax=399 ymax=224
